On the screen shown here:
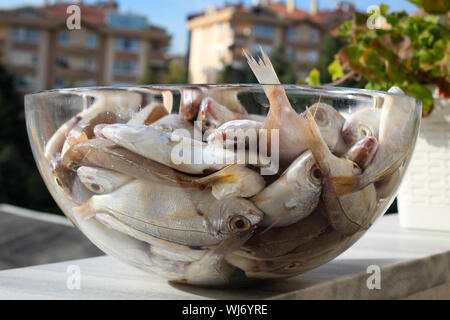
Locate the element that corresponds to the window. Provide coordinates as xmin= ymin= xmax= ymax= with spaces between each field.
xmin=253 ymin=24 xmax=275 ymax=38
xmin=54 ymin=78 xmax=69 ymax=88
xmin=55 ymin=55 xmax=69 ymax=69
xmin=219 ymin=22 xmax=226 ymax=34
xmin=152 ymin=42 xmax=160 ymax=52
xmin=115 ymin=37 xmax=140 ymax=52
xmin=253 ymin=44 xmax=273 ymax=55
xmin=287 ymin=47 xmax=296 ymax=61
xmin=308 ymin=50 xmax=318 ymax=63
xmin=114 ymin=59 xmax=138 ymax=75
xmin=10 ymin=50 xmax=37 ymax=66
xmin=86 ymin=34 xmax=99 ymax=48
xmin=288 ymin=28 xmax=297 ymax=41
xmin=107 ymin=12 xmax=147 ymax=30
xmin=16 ymin=75 xmax=36 ymax=91
xmin=84 ymin=57 xmax=96 ymax=71
xmin=12 ymin=27 xmax=39 ymax=43
xmin=79 ymin=79 xmax=96 ymax=87
xmin=19 ymin=10 xmax=41 ymax=19
xmin=58 ymin=31 xmax=70 ymax=46
xmin=310 ymin=30 xmax=320 ymax=43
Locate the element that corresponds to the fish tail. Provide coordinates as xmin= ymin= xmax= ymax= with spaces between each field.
xmin=73 ymin=201 xmax=96 ymax=220
xmin=243 ymin=49 xmax=280 ymax=86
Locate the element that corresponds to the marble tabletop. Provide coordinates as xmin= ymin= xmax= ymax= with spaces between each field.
xmin=0 ymin=214 xmax=449 ymax=300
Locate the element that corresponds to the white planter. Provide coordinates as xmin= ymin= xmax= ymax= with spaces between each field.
xmin=398 ymin=86 xmax=450 ymax=232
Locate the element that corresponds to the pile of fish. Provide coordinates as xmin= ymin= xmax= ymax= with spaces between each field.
xmin=43 ymin=49 xmax=417 ymax=286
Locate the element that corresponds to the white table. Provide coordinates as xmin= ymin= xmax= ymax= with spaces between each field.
xmin=0 ymin=215 xmax=449 ymax=300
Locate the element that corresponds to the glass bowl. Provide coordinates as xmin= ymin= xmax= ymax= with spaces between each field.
xmin=25 ymin=85 xmax=421 ymax=287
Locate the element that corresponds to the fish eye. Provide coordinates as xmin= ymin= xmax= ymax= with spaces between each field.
xmin=314 ymin=109 xmax=328 ymax=126
xmin=156 ymin=124 xmax=172 ymax=132
xmin=86 ymin=183 xmax=105 ymax=194
xmin=229 ymin=215 xmax=251 ymax=232
xmin=359 ymin=125 xmax=372 ymax=137
xmin=67 ymin=161 xmax=80 ymax=171
xmin=54 ymin=175 xmax=64 ymax=188
xmin=204 ymin=120 xmax=212 ymax=128
xmin=310 ymin=165 xmax=322 ymax=183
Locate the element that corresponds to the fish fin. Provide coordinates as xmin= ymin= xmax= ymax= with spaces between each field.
xmin=332 ymin=149 xmax=407 ymax=196
xmin=73 ymin=201 xmax=96 ymax=220
xmin=259 ymin=221 xmax=279 ymax=235
xmin=211 ymin=258 xmax=231 ymax=284
xmin=329 ymin=175 xmax=361 ymax=196
xmin=195 ymin=164 xmax=243 ymax=185
xmin=259 ymin=213 xmax=289 ymax=235
xmin=296 ymin=106 xmax=332 ymax=173
xmin=243 ymin=49 xmax=280 ymax=85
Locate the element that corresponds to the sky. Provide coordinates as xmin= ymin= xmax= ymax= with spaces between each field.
xmin=0 ymin=0 xmax=418 ymax=55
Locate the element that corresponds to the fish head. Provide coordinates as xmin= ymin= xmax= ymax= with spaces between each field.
xmin=80 ymin=111 xmax=119 ymax=138
xmin=62 ymin=143 xmax=87 ymax=171
xmin=309 ymin=102 xmax=346 ymax=154
xmin=93 ymin=123 xmax=108 ymax=139
xmin=342 ymin=112 xmax=377 ymax=146
xmin=344 ymin=136 xmax=378 ymax=169
xmin=180 ymin=88 xmax=203 ymax=121
xmin=216 ymin=197 xmax=264 ymax=237
xmin=62 ymin=138 xmax=114 ymax=172
xmin=286 ymin=151 xmax=322 ymax=192
xmin=197 ymin=97 xmax=225 ymax=131
xmin=206 ymin=120 xmax=249 ymax=147
xmin=77 ymin=166 xmax=107 ymax=194
xmin=50 ymin=157 xmax=76 ymax=194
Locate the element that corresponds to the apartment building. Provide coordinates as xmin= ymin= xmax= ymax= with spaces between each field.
xmin=0 ymin=1 xmax=170 ymax=92
xmin=187 ymin=0 xmax=354 ymax=83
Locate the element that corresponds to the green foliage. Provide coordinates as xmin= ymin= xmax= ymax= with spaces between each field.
xmin=408 ymin=0 xmax=450 ymax=14
xmin=328 ymin=59 xmax=344 ymax=81
xmin=0 ymin=63 xmax=60 ymax=213
xmin=307 ymin=68 xmax=321 ymax=85
xmin=217 ymin=63 xmax=256 ymax=83
xmin=138 ymin=64 xmax=161 ymax=85
xmin=140 ymin=59 xmax=188 ymax=85
xmin=318 ymin=2 xmax=450 ymax=116
xmin=312 ymin=33 xmax=345 ymax=84
xmin=163 ymin=59 xmax=188 ymax=84
xmin=306 ymin=32 xmax=367 ymax=88
xmin=268 ymin=46 xmax=297 ymax=84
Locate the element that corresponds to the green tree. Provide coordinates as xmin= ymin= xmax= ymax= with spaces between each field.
xmin=325 ymin=3 xmax=449 ymax=115
xmin=269 ymin=46 xmax=297 ymax=84
xmin=0 ymin=63 xmax=59 ymax=213
xmin=139 ymin=64 xmax=161 ymax=85
xmin=218 ymin=46 xmax=298 ymax=84
xmin=217 ymin=63 xmax=256 ymax=83
xmin=313 ymin=33 xmax=347 ymax=84
xmin=164 ymin=59 xmax=188 ymax=84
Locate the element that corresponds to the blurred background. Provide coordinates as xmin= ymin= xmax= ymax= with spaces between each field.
xmin=1 ymin=0 xmax=426 ymax=218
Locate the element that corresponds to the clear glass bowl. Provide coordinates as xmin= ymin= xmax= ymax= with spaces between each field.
xmin=25 ymin=85 xmax=421 ymax=287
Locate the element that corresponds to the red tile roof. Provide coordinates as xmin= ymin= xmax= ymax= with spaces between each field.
xmin=189 ymin=2 xmax=353 ymax=25
xmin=267 ymin=2 xmax=312 ymax=19
xmin=267 ymin=2 xmax=351 ymax=23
